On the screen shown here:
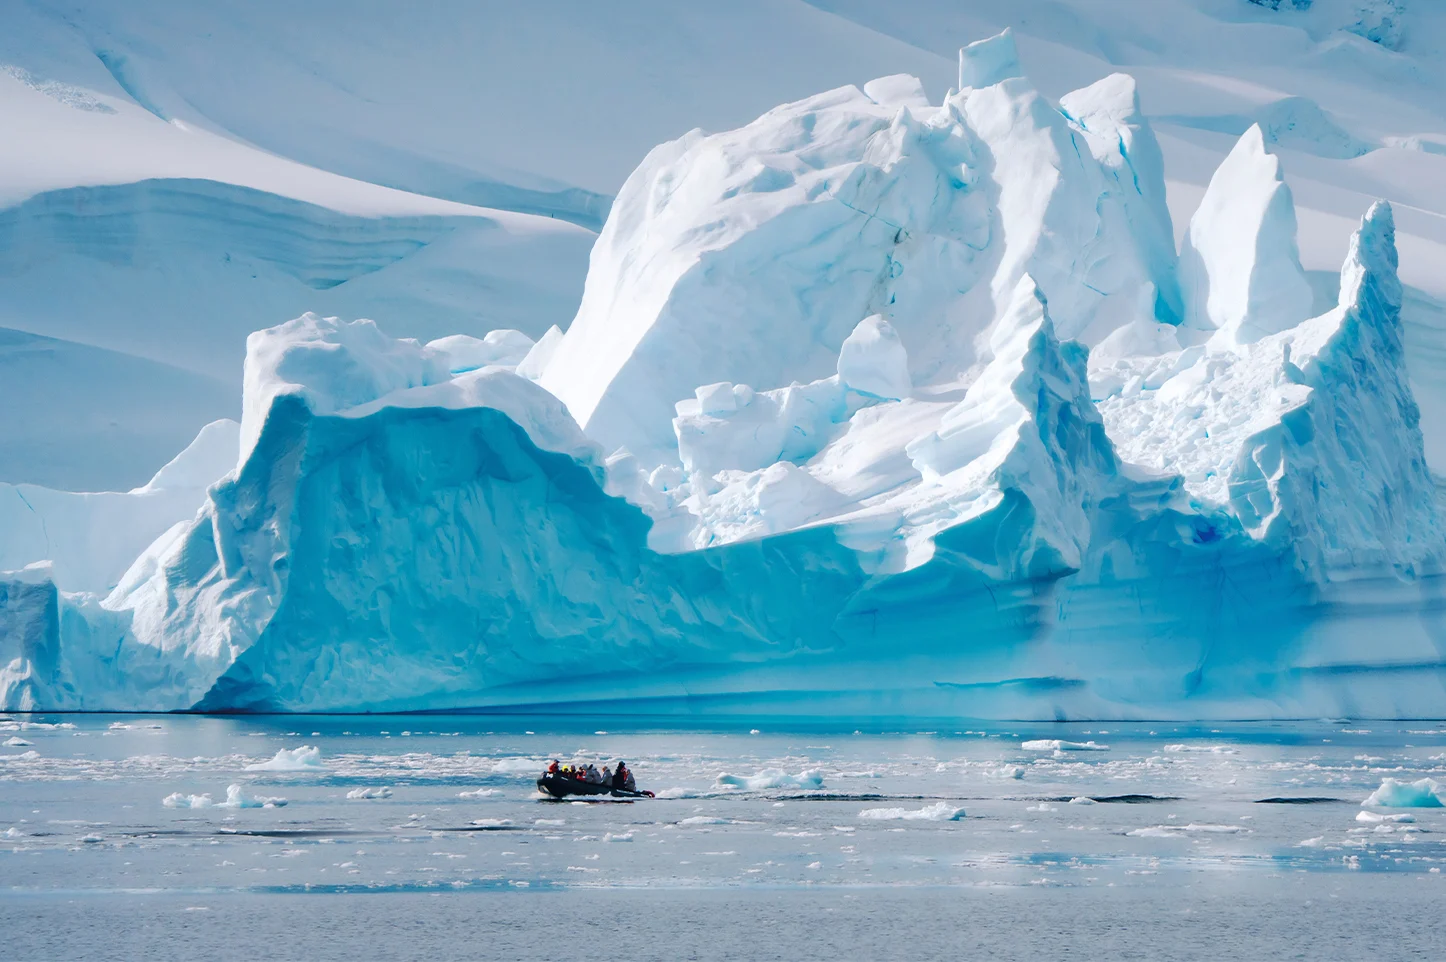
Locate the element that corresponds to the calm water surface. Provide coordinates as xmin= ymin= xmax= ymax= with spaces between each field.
xmin=3 ymin=713 xmax=1444 ymax=960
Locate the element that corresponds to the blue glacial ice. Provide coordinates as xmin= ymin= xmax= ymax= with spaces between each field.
xmin=3 ymin=36 xmax=1445 ymax=718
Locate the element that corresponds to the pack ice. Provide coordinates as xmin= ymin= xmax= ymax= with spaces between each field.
xmin=5 ymin=32 xmax=1444 ymax=718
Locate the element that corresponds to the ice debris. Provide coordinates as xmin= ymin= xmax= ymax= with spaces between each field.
xmin=858 ymin=802 xmax=966 ymax=821
xmin=163 ymin=785 xmax=287 ymax=809
xmin=715 ymin=769 xmax=825 ymax=791
xmin=244 ymin=746 xmax=322 ymax=772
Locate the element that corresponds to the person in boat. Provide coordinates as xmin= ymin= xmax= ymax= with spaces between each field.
xmin=547 ymin=760 xmax=559 ymax=775
xmin=601 ymin=765 xmax=612 ymax=786
xmin=614 ymin=761 xmax=636 ymax=792
xmin=586 ymin=763 xmax=605 ymax=784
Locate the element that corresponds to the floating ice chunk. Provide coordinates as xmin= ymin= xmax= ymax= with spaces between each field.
xmin=679 ymin=816 xmax=733 ymax=826
xmin=492 ymin=758 xmax=544 ymax=775
xmin=1127 ymin=823 xmax=1244 ymax=836
xmin=216 ymin=785 xmax=286 ymax=809
xmin=1362 ymin=777 xmax=1446 ymax=808
xmin=12 ymin=750 xmax=40 ymax=760
xmin=1296 ymin=836 xmax=1326 ymax=848
xmin=3 ymin=737 xmax=32 ymax=747
xmin=244 ymin=746 xmax=322 ymax=771
xmin=1026 ymin=803 xmax=1057 ymax=812
xmin=1356 ymin=810 xmax=1415 ymax=823
xmin=958 ymin=29 xmax=1021 ymax=90
xmin=1021 ymin=740 xmax=1109 ymax=752
xmin=2 ymin=827 xmax=24 ymax=838
xmin=837 ymin=316 xmax=910 ymax=400
xmin=163 ymin=791 xmax=215 ymax=809
xmin=1163 ymin=744 xmax=1238 ymax=754
xmin=535 ymin=818 xmax=566 ymax=827
xmin=470 ymin=818 xmax=512 ymax=828
xmin=714 ymin=769 xmax=825 ymax=791
xmin=1068 ymin=796 xmax=1098 ymax=805
xmin=858 ymin=802 xmax=966 ymax=821
xmin=458 ymin=788 xmax=498 ymax=799
xmin=603 ymin=831 xmax=634 ymax=842
xmin=345 ymin=787 xmax=392 ymax=800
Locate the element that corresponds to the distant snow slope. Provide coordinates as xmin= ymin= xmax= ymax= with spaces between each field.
xmin=5 ymin=0 xmax=1446 ymax=489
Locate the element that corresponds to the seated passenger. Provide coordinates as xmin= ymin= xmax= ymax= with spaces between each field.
xmin=601 ymin=766 xmax=612 ymax=786
xmin=547 ymin=760 xmax=559 ymax=775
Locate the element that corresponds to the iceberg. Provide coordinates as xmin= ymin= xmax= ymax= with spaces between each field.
xmin=1361 ymin=778 xmax=1445 ymax=808
xmin=3 ymin=35 xmax=1444 ymax=720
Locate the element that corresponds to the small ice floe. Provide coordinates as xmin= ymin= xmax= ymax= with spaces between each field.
xmin=857 ymin=802 xmax=965 ymax=822
xmin=1361 ymin=777 xmax=1445 ymax=808
xmin=534 ymin=818 xmax=566 ymax=827
xmin=603 ymin=831 xmax=634 ymax=842
xmin=653 ymin=787 xmax=700 ymax=799
xmin=1021 ymin=740 xmax=1109 ymax=752
xmin=457 ymin=788 xmax=498 ymax=799
xmin=3 ymin=827 xmax=25 ymax=838
xmin=1068 ymin=797 xmax=1097 ymax=805
xmin=1026 ymin=803 xmax=1057 ymax=812
xmin=1162 ymin=744 xmax=1237 ymax=754
xmin=245 ymin=746 xmax=322 ymax=772
xmin=491 ymin=758 xmax=543 ymax=775
xmin=715 ymin=769 xmax=824 ymax=790
xmin=469 ymin=818 xmax=512 ymax=828
xmin=3 ymin=737 xmax=33 ymax=747
xmin=1356 ymin=809 xmax=1416 ymax=823
xmin=345 ymin=787 xmax=392 ymax=800
xmin=221 ymin=785 xmax=286 ymax=809
xmin=10 ymin=750 xmax=40 ymax=760
xmin=679 ymin=816 xmax=732 ymax=826
xmin=1297 ymin=837 xmax=1327 ymax=848
xmin=166 ymin=785 xmax=287 ymax=809
xmin=79 ymin=834 xmax=104 ymax=843
xmin=1126 ymin=823 xmax=1243 ymax=837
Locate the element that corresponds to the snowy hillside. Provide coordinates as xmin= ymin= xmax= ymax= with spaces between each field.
xmin=4 ymin=2 xmax=1446 ymax=717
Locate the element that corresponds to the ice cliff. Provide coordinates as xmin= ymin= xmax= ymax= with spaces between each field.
xmin=5 ymin=34 xmax=1443 ymax=718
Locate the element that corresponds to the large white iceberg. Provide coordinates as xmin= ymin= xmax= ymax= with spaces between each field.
xmin=3 ymin=36 xmax=1444 ymax=719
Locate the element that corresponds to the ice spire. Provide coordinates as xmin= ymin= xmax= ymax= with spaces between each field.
xmin=958 ymin=29 xmax=1022 ymax=90
xmin=1179 ymin=125 xmax=1313 ymax=346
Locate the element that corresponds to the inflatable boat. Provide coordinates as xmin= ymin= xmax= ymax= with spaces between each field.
xmin=536 ymin=774 xmax=654 ymax=799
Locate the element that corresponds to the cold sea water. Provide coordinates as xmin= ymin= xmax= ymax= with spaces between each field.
xmin=2 ymin=713 xmax=1444 ymax=961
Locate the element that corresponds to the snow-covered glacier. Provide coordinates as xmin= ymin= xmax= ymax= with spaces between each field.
xmin=6 ymin=33 xmax=1446 ymax=718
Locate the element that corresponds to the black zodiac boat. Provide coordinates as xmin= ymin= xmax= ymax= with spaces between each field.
xmin=537 ymin=774 xmax=654 ymax=799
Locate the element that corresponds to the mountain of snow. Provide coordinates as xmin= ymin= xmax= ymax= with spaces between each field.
xmin=7 ymin=36 xmax=1444 ymax=719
